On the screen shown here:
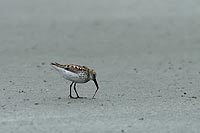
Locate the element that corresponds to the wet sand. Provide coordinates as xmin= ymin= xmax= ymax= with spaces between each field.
xmin=0 ymin=0 xmax=200 ymax=132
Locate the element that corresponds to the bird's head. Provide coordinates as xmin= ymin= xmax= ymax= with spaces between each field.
xmin=89 ymin=69 xmax=99 ymax=90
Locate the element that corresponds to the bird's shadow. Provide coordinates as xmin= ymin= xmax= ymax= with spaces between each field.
xmin=54 ymin=96 xmax=101 ymax=104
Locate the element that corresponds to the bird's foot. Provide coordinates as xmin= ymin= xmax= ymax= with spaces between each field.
xmin=77 ymin=96 xmax=87 ymax=99
xmin=69 ymin=95 xmax=78 ymax=99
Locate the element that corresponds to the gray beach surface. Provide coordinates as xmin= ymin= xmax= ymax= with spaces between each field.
xmin=0 ymin=0 xmax=200 ymax=132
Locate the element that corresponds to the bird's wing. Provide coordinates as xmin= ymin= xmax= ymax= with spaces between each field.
xmin=51 ymin=62 xmax=89 ymax=73
xmin=65 ymin=64 xmax=89 ymax=73
xmin=51 ymin=62 xmax=66 ymax=69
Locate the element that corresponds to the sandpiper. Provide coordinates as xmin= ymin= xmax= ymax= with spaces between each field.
xmin=51 ymin=62 xmax=99 ymax=99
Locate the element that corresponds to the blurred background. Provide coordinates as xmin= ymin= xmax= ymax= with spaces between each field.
xmin=1 ymin=0 xmax=200 ymax=61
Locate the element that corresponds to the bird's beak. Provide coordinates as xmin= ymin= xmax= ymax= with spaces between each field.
xmin=93 ymin=78 xmax=99 ymax=89
xmin=92 ymin=78 xmax=99 ymax=98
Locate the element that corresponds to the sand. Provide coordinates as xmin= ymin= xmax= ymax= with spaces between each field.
xmin=0 ymin=0 xmax=200 ymax=132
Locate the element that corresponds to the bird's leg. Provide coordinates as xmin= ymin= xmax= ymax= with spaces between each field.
xmin=69 ymin=82 xmax=77 ymax=99
xmin=73 ymin=83 xmax=80 ymax=98
xmin=73 ymin=83 xmax=87 ymax=99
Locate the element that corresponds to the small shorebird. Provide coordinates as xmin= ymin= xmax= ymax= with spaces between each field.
xmin=51 ymin=62 xmax=99 ymax=99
